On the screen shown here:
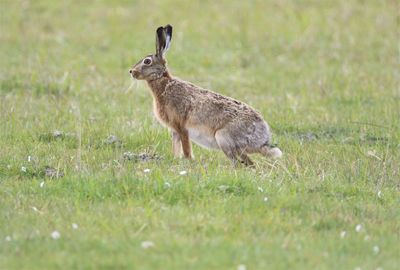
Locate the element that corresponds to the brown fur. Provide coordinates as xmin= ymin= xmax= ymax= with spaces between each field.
xmin=130 ymin=25 xmax=282 ymax=165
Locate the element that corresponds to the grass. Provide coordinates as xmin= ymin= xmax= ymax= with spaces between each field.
xmin=0 ymin=0 xmax=399 ymax=269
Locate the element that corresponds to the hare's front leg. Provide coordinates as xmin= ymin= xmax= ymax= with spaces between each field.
xmin=177 ymin=129 xmax=193 ymax=159
xmin=172 ymin=131 xmax=183 ymax=158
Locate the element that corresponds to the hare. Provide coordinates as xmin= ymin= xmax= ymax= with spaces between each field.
xmin=129 ymin=24 xmax=282 ymax=166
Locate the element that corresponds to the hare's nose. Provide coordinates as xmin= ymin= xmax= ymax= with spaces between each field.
xmin=130 ymin=69 xmax=139 ymax=78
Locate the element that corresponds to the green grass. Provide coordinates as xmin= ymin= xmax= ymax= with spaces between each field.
xmin=1 ymin=0 xmax=399 ymax=269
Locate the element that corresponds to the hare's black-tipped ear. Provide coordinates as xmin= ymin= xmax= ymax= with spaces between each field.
xmin=155 ymin=26 xmax=166 ymax=58
xmin=164 ymin=24 xmax=173 ymax=52
xmin=155 ymin=25 xmax=173 ymax=59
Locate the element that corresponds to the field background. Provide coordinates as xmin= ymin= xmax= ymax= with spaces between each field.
xmin=1 ymin=0 xmax=399 ymax=269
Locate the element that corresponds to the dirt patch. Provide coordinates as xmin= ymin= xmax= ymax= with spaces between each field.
xmin=38 ymin=130 xmax=75 ymax=142
xmin=103 ymin=135 xmax=123 ymax=147
xmin=42 ymin=166 xmax=64 ymax=178
xmin=123 ymin=151 xmax=162 ymax=162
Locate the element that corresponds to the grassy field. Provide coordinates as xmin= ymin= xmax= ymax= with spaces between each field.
xmin=1 ymin=0 xmax=399 ymax=269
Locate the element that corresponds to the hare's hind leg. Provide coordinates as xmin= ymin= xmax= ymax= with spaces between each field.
xmin=239 ymin=152 xmax=254 ymax=166
xmin=215 ymin=129 xmax=241 ymax=166
xmin=172 ymin=131 xmax=183 ymax=158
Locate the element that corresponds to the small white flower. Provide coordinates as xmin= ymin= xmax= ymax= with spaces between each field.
xmin=340 ymin=231 xmax=346 ymax=238
xmin=355 ymin=224 xmax=362 ymax=232
xmin=72 ymin=223 xmax=78 ymax=230
xmin=263 ymin=197 xmax=268 ymax=202
xmin=51 ymin=230 xmax=61 ymax=240
xmin=28 ymin=156 xmax=32 ymax=162
xmin=40 ymin=181 xmax=45 ymax=188
xmin=143 ymin=168 xmax=150 ymax=173
xmin=218 ymin=185 xmax=229 ymax=192
xmin=5 ymin=236 xmax=12 ymax=242
xmin=53 ymin=130 xmax=63 ymax=138
xmin=179 ymin=170 xmax=187 ymax=175
xmin=21 ymin=166 xmax=27 ymax=172
xmin=373 ymin=245 xmax=379 ymax=254
xmin=367 ymin=150 xmax=381 ymax=160
xmin=164 ymin=182 xmax=171 ymax=189
xmin=257 ymin=186 xmax=264 ymax=192
xmin=7 ymin=165 xmax=11 ymax=169
xmin=32 ymin=206 xmax=39 ymax=212
xmin=366 ymin=150 xmax=374 ymax=156
xmin=141 ymin=240 xmax=154 ymax=249
xmin=377 ymin=190 xmax=382 ymax=198
xmin=354 ymin=267 xmax=361 ymax=270
xmin=237 ymin=264 xmax=246 ymax=270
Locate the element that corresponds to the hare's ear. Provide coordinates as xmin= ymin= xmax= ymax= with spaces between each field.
xmin=155 ymin=26 xmax=166 ymax=58
xmin=155 ymin=25 xmax=173 ymax=59
xmin=164 ymin=24 xmax=173 ymax=52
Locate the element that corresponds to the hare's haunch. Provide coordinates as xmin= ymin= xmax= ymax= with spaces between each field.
xmin=130 ymin=25 xmax=282 ymax=166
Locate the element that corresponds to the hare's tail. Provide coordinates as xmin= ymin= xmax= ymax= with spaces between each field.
xmin=260 ymin=143 xmax=282 ymax=159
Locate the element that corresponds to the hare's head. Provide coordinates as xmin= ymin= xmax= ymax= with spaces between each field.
xmin=130 ymin=25 xmax=172 ymax=80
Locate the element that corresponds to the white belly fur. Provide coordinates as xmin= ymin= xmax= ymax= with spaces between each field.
xmin=188 ymin=127 xmax=219 ymax=149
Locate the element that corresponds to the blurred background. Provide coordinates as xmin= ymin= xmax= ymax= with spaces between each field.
xmin=1 ymin=0 xmax=398 ymax=135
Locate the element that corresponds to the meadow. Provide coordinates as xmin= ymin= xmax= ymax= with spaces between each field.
xmin=0 ymin=0 xmax=399 ymax=269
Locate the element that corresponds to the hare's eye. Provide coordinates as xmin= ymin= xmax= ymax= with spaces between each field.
xmin=143 ymin=58 xmax=152 ymax=65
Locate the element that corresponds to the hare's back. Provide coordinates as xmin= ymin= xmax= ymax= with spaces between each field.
xmin=168 ymin=78 xmax=262 ymax=120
